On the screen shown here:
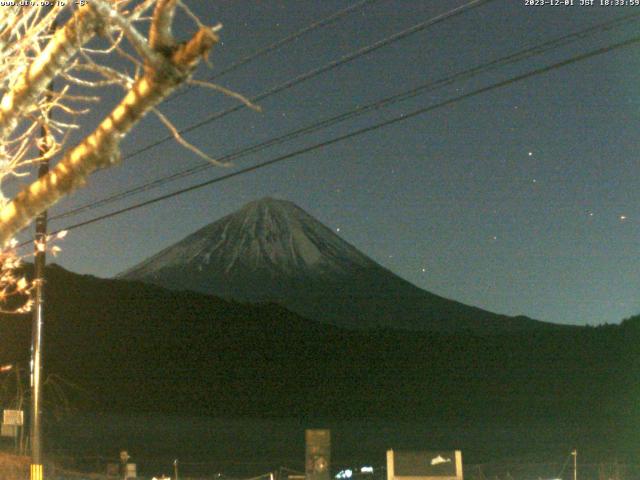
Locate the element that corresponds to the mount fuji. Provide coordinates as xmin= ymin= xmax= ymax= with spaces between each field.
xmin=119 ymin=197 xmax=549 ymax=332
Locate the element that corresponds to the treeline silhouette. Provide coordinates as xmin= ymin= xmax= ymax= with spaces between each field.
xmin=0 ymin=265 xmax=637 ymax=460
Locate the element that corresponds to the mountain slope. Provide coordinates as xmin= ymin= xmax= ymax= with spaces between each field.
xmin=119 ymin=197 xmax=552 ymax=332
xmin=1 ymin=265 xmax=637 ymax=456
xmin=0 ymin=264 xmax=340 ymax=416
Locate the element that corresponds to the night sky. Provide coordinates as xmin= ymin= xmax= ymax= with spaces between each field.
xmin=14 ymin=0 xmax=640 ymax=326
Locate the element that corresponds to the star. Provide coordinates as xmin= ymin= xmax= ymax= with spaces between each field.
xmin=528 ymin=152 xmax=533 ymax=157
xmin=421 ymin=268 xmax=426 ymax=273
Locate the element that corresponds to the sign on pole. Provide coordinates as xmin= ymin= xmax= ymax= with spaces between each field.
xmin=3 ymin=410 xmax=24 ymax=426
xmin=1 ymin=424 xmax=18 ymax=438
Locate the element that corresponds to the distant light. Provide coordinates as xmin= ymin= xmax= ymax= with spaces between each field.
xmin=336 ymin=470 xmax=353 ymax=479
xmin=361 ymin=467 xmax=374 ymax=474
xmin=336 ymin=228 xmax=341 ymax=232
xmin=528 ymin=151 xmax=533 ymax=156
xmin=620 ymin=215 xmax=627 ymax=221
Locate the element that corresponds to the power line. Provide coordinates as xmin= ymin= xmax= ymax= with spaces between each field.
xmin=51 ymin=11 xmax=640 ymax=221
xmin=34 ymin=33 xmax=640 ymax=242
xmin=212 ymin=0 xmax=382 ymax=81
xmin=118 ymin=0 xmax=495 ymax=162
xmin=168 ymin=0 xmax=382 ymax=103
xmin=49 ymin=0 xmax=495 ymax=220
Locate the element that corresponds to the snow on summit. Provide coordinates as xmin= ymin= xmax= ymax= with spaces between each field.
xmin=120 ymin=197 xmax=374 ymax=283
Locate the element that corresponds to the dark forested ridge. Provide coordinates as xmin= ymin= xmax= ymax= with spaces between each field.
xmin=1 ymin=265 xmax=638 ymax=458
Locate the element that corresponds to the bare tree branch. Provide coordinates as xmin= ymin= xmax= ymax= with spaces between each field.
xmin=0 ymin=4 xmax=219 ymax=245
xmin=0 ymin=4 xmax=101 ymax=141
xmin=152 ymin=107 xmax=227 ymax=166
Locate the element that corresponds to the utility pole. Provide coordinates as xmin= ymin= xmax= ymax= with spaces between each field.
xmin=29 ymin=15 xmax=58 ymax=480
xmin=30 ymin=81 xmax=54 ymax=480
xmin=572 ymin=449 xmax=577 ymax=480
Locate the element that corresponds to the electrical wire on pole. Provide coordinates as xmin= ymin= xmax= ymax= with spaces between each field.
xmin=118 ymin=0 xmax=496 ymax=164
xmin=167 ymin=0 xmax=382 ymax=103
xmin=23 ymin=32 xmax=640 ymax=243
xmin=49 ymin=9 xmax=640 ymax=222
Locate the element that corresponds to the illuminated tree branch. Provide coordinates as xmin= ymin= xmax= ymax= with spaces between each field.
xmin=0 ymin=2 xmax=220 ymax=245
xmin=0 ymin=4 xmax=100 ymax=142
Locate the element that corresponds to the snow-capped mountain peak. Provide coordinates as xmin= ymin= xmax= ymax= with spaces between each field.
xmin=119 ymin=197 xmax=546 ymax=332
xmin=120 ymin=197 xmax=374 ymax=283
